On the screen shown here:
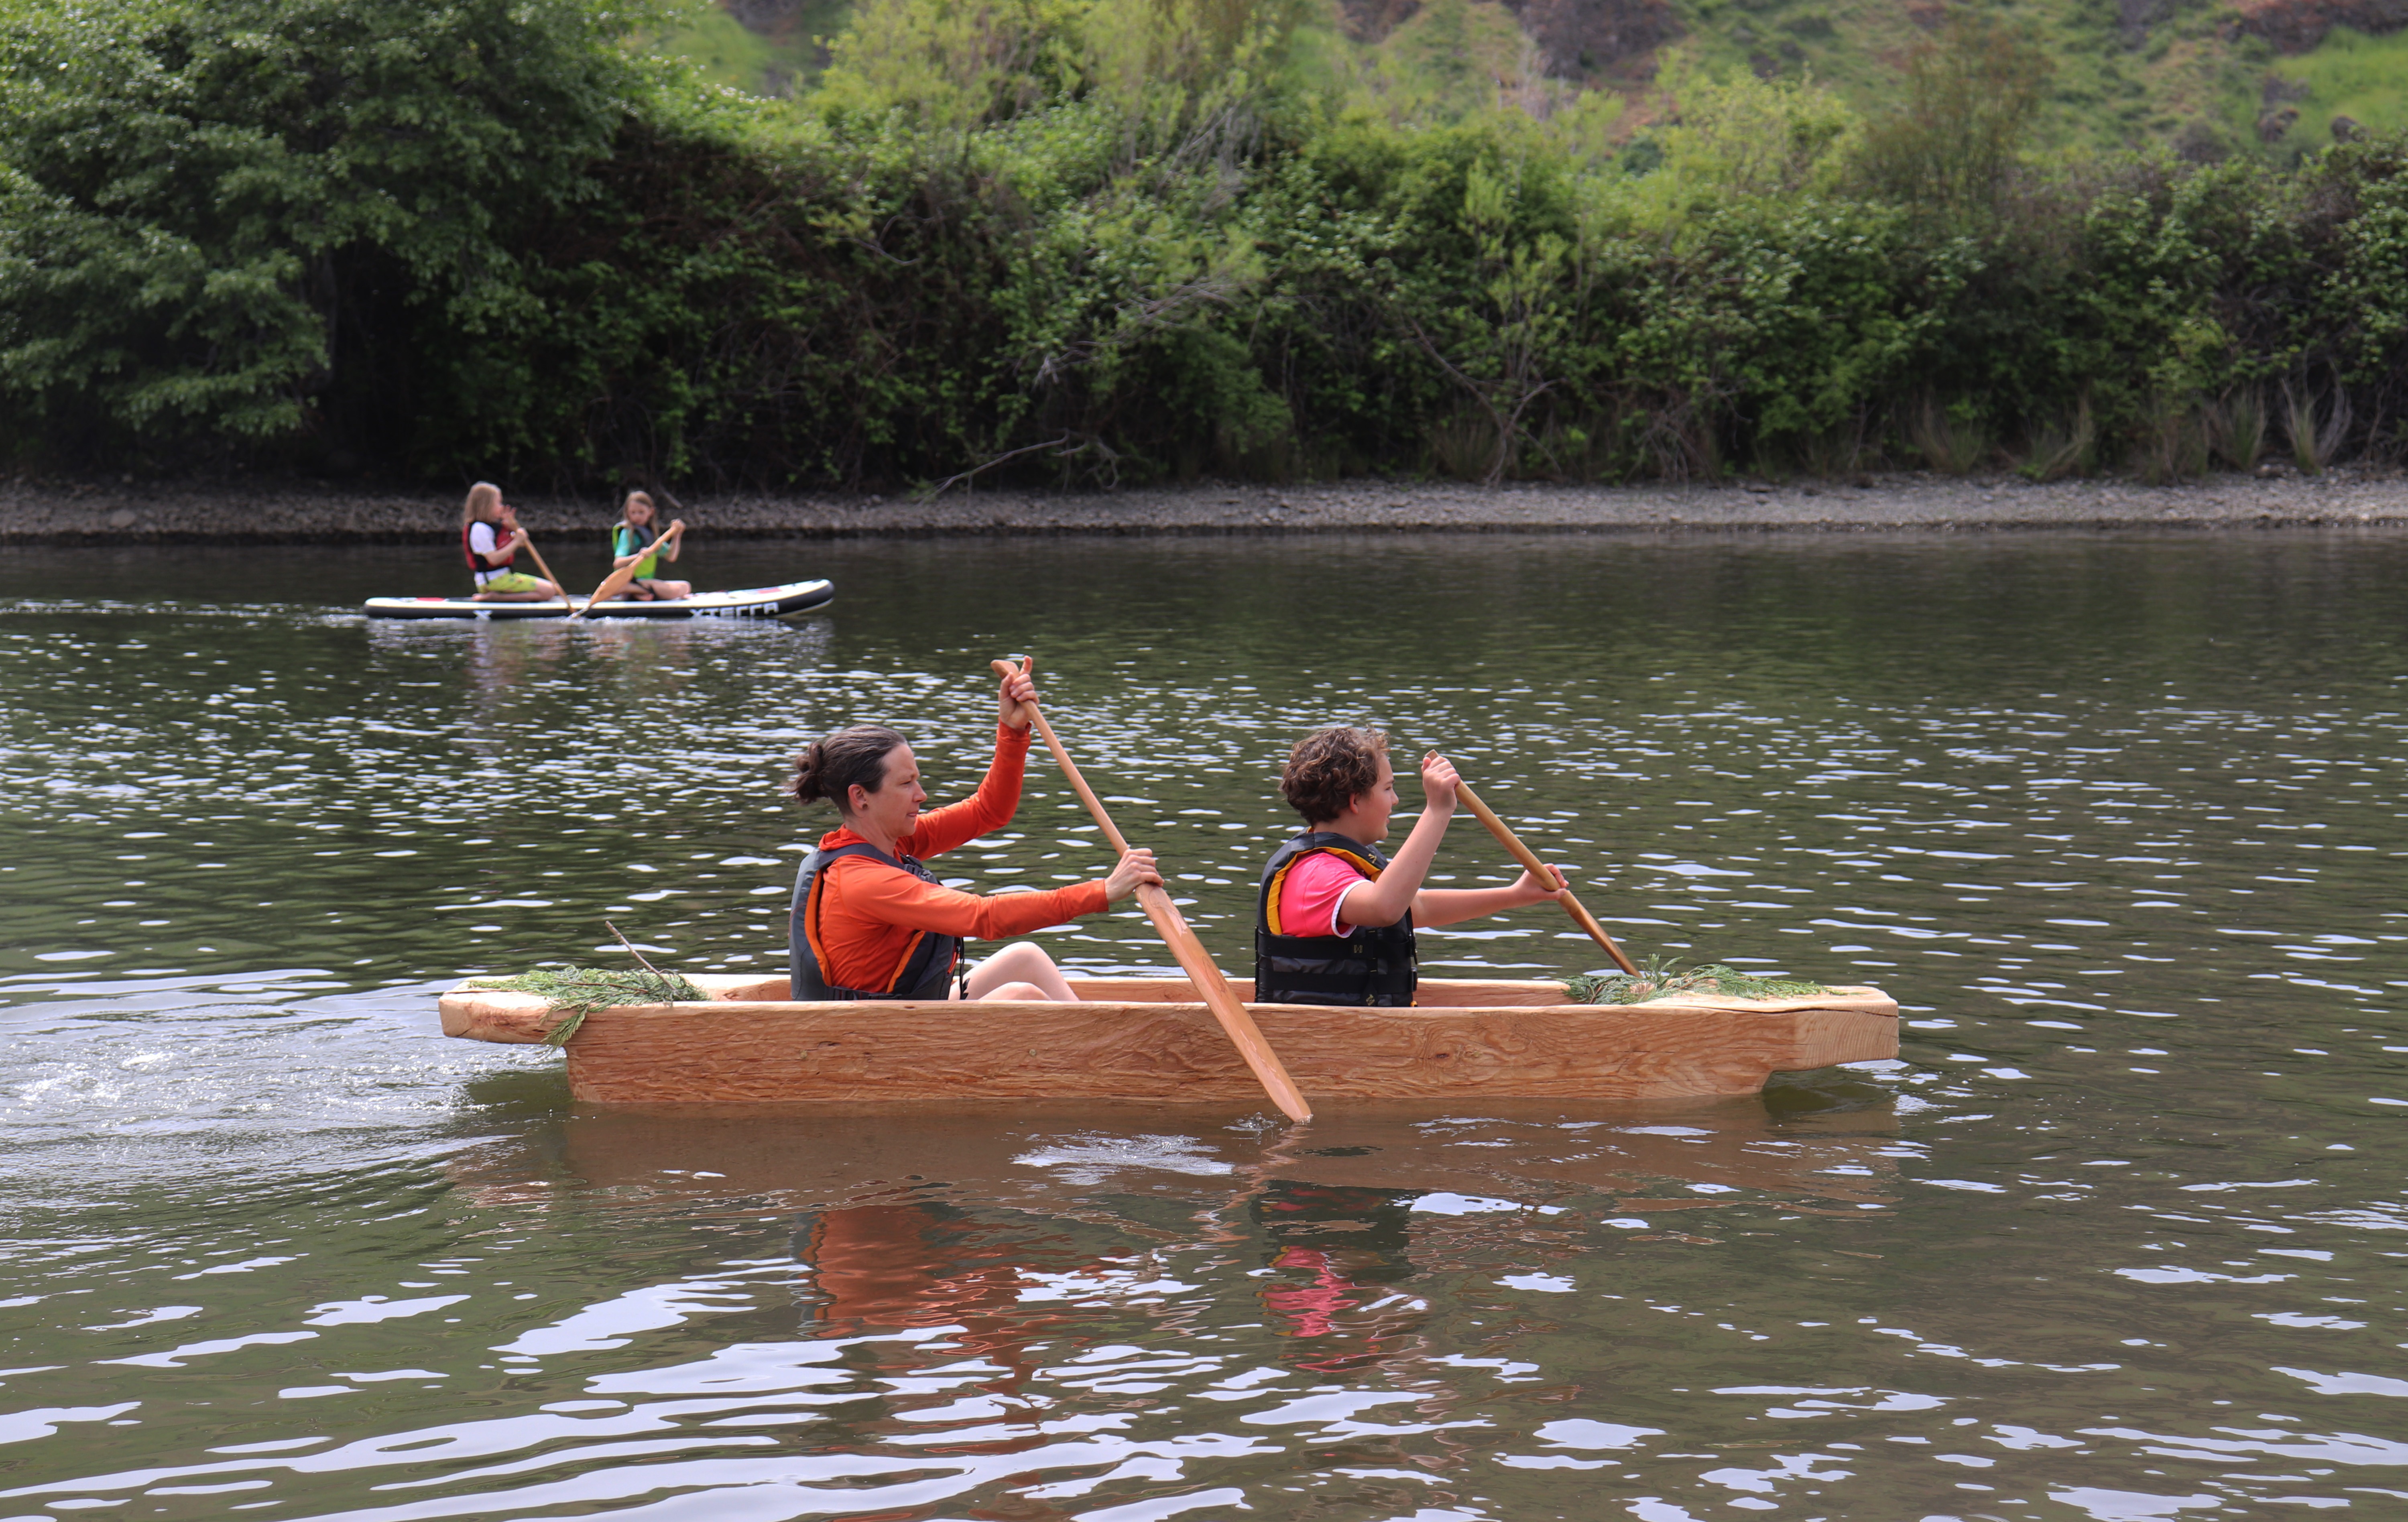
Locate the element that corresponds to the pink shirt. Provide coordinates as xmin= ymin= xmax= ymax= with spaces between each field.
xmin=1277 ymin=850 xmax=1372 ymax=938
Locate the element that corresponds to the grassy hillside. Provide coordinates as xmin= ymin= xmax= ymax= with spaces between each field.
xmin=654 ymin=0 xmax=839 ymax=96
xmin=2265 ymin=26 xmax=2408 ymax=151
xmin=1660 ymin=0 xmax=2256 ymax=155
xmin=663 ymin=0 xmax=2403 ymax=161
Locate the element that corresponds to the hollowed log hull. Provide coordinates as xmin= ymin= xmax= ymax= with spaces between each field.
xmin=440 ymin=975 xmax=1898 ymax=1107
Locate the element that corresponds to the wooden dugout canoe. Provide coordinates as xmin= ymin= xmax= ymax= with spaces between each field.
xmin=440 ymin=974 xmax=1899 ymax=1107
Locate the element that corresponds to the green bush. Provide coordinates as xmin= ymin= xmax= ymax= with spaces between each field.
xmin=1 ymin=0 xmax=2404 ymax=486
xmin=0 ymin=0 xmax=655 ymax=468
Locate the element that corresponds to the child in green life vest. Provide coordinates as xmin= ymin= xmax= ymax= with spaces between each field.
xmin=606 ymin=491 xmax=690 ymax=601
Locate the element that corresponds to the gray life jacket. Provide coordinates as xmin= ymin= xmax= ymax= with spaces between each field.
xmin=788 ymin=842 xmax=960 ymax=1001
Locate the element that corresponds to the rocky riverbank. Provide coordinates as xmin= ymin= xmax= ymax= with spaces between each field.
xmin=4 ymin=468 xmax=2403 ymax=543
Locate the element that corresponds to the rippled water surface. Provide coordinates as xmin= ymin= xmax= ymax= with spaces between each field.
xmin=3 ymin=531 xmax=2404 ymax=1520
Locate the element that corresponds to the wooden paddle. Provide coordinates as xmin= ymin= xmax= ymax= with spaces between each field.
xmin=1453 ymin=779 xmax=1640 ymax=976
xmin=991 ymin=657 xmax=1313 ymax=1124
xmin=511 ymin=530 xmax=576 ymax=610
xmin=576 ymin=520 xmax=683 ymax=620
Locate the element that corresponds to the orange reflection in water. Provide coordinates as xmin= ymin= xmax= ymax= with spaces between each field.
xmin=799 ymin=1201 xmax=1056 ymax=1384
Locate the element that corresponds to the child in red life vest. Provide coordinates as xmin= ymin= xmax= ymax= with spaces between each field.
xmin=460 ymin=482 xmax=559 ymax=602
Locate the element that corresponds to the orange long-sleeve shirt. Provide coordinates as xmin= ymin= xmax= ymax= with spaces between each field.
xmin=808 ymin=724 xmax=1110 ymax=992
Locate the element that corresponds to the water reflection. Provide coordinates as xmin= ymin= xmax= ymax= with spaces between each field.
xmin=2 ymin=533 xmax=2405 ymax=1517
xmin=462 ymin=1097 xmax=1905 ymax=1212
xmin=8 ymin=1088 xmax=2387 ymax=1518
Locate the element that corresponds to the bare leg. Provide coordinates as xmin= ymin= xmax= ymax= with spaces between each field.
xmin=651 ymin=580 xmax=692 ymax=600
xmin=472 ymin=581 xmax=561 ymax=602
xmin=981 ymin=981 xmax=1052 ymax=1000
xmin=959 ymin=942 xmax=1078 ymax=1001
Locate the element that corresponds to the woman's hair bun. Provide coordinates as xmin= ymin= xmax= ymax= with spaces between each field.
xmin=788 ymin=725 xmax=909 ymax=808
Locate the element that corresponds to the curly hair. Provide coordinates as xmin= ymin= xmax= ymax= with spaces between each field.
xmin=1279 ymin=727 xmax=1388 ymax=826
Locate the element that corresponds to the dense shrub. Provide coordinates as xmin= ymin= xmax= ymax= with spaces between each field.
xmin=0 ymin=0 xmax=2403 ymax=487
xmin=0 ymin=0 xmax=653 ymax=469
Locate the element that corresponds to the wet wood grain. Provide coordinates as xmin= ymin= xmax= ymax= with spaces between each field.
xmin=439 ymin=976 xmax=1897 ymax=1104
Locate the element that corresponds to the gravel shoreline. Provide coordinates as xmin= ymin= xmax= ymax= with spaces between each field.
xmin=4 ymin=469 xmax=2404 ymax=543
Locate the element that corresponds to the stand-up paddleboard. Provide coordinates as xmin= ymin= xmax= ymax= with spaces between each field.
xmin=365 ymin=580 xmax=834 ymax=621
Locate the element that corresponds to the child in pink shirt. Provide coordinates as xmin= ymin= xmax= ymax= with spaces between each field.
xmin=1254 ymin=727 xmax=1564 ymax=1005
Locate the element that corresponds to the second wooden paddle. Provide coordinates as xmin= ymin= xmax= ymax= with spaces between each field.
xmin=577 ymin=521 xmax=683 ymax=619
xmin=1453 ymin=779 xmax=1640 ymax=976
xmin=991 ymin=658 xmax=1313 ymax=1124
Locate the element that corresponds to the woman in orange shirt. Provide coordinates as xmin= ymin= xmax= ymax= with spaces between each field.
xmin=785 ymin=666 xmax=1160 ymax=1002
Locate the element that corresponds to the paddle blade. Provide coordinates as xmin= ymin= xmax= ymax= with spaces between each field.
xmin=1135 ymin=883 xmax=1313 ymax=1123
xmin=579 ymin=523 xmax=679 ymax=619
xmin=577 ymin=564 xmax=639 ymax=618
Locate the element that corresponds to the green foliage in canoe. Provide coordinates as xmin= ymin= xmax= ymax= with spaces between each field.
xmin=466 ymin=966 xmax=703 ymax=1048
xmin=1567 ymin=956 xmax=1830 ymax=1006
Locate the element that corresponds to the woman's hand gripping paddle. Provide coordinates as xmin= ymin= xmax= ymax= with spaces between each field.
xmin=1453 ymin=779 xmax=1641 ymax=976
xmin=991 ymin=657 xmax=1313 ymax=1124
xmin=576 ymin=521 xmax=684 ymax=620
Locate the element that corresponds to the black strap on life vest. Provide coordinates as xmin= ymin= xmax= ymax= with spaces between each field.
xmin=1253 ymin=830 xmax=1418 ymax=1007
xmin=788 ymin=842 xmax=961 ymax=1001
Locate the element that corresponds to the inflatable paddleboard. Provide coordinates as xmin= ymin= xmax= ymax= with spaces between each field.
xmin=364 ymin=580 xmax=834 ymax=621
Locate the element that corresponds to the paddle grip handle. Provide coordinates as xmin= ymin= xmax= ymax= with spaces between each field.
xmin=990 ymin=659 xmax=1137 ymax=851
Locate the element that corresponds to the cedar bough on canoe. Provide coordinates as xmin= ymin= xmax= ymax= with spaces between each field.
xmin=784 ymin=665 xmax=1161 ymax=1003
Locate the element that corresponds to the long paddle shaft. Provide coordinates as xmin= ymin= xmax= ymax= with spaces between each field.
xmin=578 ymin=522 xmax=684 ymax=619
xmin=1453 ymin=780 xmax=1640 ymax=976
xmin=513 ymin=531 xmax=576 ymax=609
xmin=991 ymin=658 xmax=1313 ymax=1124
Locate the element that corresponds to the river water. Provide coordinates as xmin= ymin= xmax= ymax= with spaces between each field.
xmin=2 ymin=530 xmax=2403 ymax=1521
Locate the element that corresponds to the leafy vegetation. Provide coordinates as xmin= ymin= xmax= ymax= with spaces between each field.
xmin=467 ymin=964 xmax=705 ymax=1047
xmin=1 ymin=0 xmax=2405 ymax=489
xmin=1567 ymin=956 xmax=1832 ymax=1005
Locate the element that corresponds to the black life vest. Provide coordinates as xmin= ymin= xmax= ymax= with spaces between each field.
xmin=788 ymin=841 xmax=960 ymax=1001
xmin=1253 ymin=831 xmax=1418 ymax=1006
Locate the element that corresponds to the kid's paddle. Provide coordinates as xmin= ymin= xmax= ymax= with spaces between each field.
xmin=513 ymin=532 xmax=577 ymax=611
xmin=1453 ymin=779 xmax=1640 ymax=976
xmin=576 ymin=521 xmax=683 ymax=620
xmin=991 ymin=657 xmax=1313 ymax=1125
